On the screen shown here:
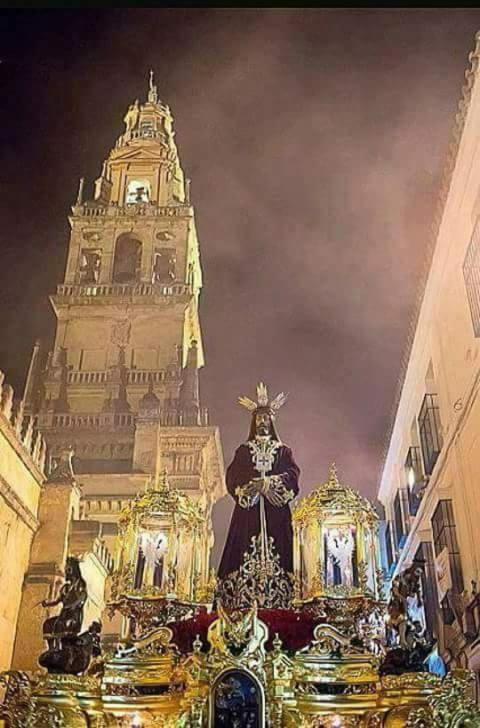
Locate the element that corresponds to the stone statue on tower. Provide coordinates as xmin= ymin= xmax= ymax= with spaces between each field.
xmin=123 ymin=99 xmax=139 ymax=133
xmin=217 ymin=383 xmax=300 ymax=609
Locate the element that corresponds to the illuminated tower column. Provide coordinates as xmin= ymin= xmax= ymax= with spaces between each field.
xmin=32 ymin=74 xmax=224 ymax=575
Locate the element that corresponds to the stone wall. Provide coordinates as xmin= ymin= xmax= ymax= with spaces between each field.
xmin=0 ymin=370 xmax=46 ymax=670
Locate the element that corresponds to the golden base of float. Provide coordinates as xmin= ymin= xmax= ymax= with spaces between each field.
xmin=2 ymin=608 xmax=480 ymax=727
xmin=0 ymin=671 xmax=114 ymax=727
xmin=3 ymin=467 xmax=480 ymax=726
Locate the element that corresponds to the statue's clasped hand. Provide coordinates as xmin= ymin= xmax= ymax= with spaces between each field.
xmin=266 ymin=475 xmax=295 ymax=507
xmin=235 ymin=481 xmax=261 ymax=509
xmin=254 ymin=476 xmax=291 ymax=507
xmin=264 ymin=482 xmax=286 ymax=507
xmin=236 ymin=475 xmax=293 ymax=509
xmin=249 ymin=477 xmax=281 ymax=505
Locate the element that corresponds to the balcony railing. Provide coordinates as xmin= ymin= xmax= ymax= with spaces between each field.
xmin=124 ymin=128 xmax=167 ymax=143
xmin=138 ymin=406 xmax=210 ymax=427
xmin=38 ymin=407 xmax=209 ymax=430
xmin=68 ymin=370 xmax=108 ymax=385
xmin=71 ymin=203 xmax=192 ymax=219
xmin=405 ymin=445 xmax=426 ymax=516
xmin=38 ymin=412 xmax=135 ymax=431
xmin=82 ymin=498 xmax=131 ymax=517
xmin=67 ymin=368 xmax=179 ymax=386
xmin=128 ymin=369 xmax=179 ymax=385
xmin=55 ymin=282 xmax=191 ymax=299
xmin=418 ymin=393 xmax=443 ymax=476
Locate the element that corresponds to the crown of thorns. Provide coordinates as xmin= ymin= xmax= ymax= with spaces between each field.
xmin=238 ymin=382 xmax=288 ymax=415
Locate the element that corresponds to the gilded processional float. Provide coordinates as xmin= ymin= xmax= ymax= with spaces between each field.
xmin=2 ymin=384 xmax=480 ymax=727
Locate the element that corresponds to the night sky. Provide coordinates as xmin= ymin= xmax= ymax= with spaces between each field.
xmin=2 ymin=9 xmax=480 ymax=558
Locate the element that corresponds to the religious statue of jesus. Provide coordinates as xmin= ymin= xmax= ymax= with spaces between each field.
xmin=217 ymin=383 xmax=300 ymax=608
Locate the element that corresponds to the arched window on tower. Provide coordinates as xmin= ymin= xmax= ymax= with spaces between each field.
xmin=126 ymin=179 xmax=151 ymax=204
xmin=113 ymin=234 xmax=142 ymax=283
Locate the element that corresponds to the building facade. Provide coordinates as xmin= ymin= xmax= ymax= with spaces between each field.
xmin=378 ymin=32 xmax=480 ymax=681
xmin=11 ymin=448 xmax=114 ymax=672
xmin=0 ymin=369 xmax=112 ymax=673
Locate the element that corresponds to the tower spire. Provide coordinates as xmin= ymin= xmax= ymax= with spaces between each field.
xmin=23 ymin=339 xmax=42 ymax=415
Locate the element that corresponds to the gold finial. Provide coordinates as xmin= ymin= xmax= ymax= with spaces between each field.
xmin=272 ymin=632 xmax=282 ymax=653
xmin=192 ymin=634 xmax=203 ymax=653
xmin=158 ymin=467 xmax=170 ymax=490
xmin=145 ymin=468 xmax=170 ymax=492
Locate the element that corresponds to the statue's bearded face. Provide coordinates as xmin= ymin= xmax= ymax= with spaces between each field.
xmin=255 ymin=412 xmax=272 ymax=436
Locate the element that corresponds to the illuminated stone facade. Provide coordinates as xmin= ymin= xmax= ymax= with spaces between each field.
xmin=10 ymin=449 xmax=114 ymax=672
xmin=0 ymin=371 xmax=46 ymax=671
xmin=0 ymin=368 xmax=112 ymax=673
xmin=378 ymin=32 xmax=480 ymax=686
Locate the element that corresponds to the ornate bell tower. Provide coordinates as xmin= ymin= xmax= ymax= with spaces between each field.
xmin=30 ymin=73 xmax=225 ymax=562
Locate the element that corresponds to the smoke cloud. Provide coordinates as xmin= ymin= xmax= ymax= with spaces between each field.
xmin=1 ymin=9 xmax=480 ymax=562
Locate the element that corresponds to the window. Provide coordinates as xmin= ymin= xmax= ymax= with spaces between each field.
xmin=414 ymin=542 xmax=439 ymax=640
xmin=126 ymin=179 xmax=151 ymax=204
xmin=405 ymin=446 xmax=425 ymax=516
xmin=384 ymin=522 xmax=394 ymax=572
xmin=418 ymin=394 xmax=443 ymax=475
xmin=432 ymin=500 xmax=463 ymax=592
xmin=113 ymin=234 xmax=142 ymax=283
xmin=139 ymin=120 xmax=155 ymax=138
xmin=393 ymin=490 xmax=409 ymax=549
xmin=432 ymin=500 xmax=463 ymax=625
xmin=463 ymin=220 xmax=480 ymax=336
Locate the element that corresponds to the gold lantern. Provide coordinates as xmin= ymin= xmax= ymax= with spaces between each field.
xmin=292 ymin=464 xmax=383 ymax=626
xmin=108 ymin=471 xmax=211 ymax=633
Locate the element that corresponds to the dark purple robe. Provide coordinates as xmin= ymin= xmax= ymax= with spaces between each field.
xmin=218 ymin=442 xmax=300 ymax=579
